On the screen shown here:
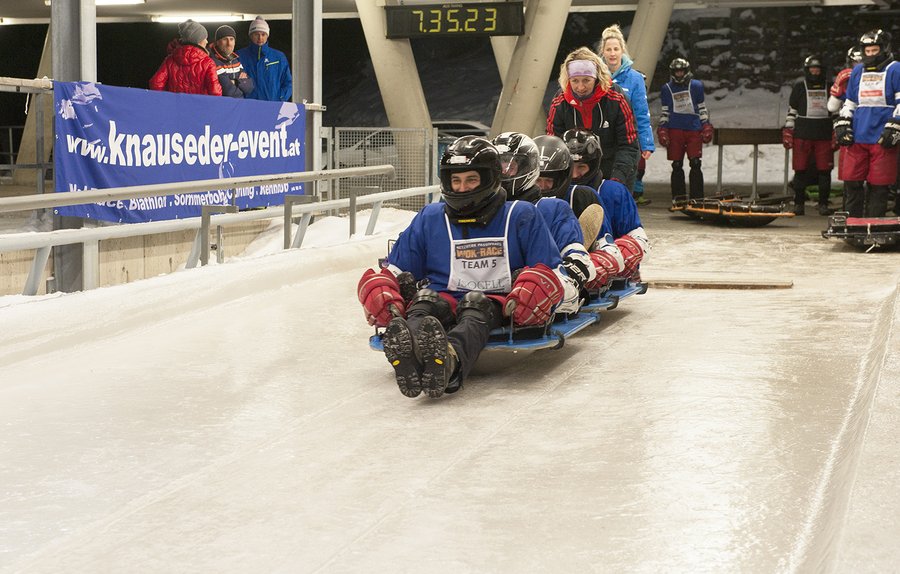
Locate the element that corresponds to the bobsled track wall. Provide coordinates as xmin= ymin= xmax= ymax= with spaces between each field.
xmin=791 ymin=283 xmax=898 ymax=572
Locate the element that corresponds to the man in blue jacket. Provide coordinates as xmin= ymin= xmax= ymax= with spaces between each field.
xmin=236 ymin=16 xmax=293 ymax=102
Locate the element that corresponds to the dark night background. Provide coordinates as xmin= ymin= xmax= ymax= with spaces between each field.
xmin=0 ymin=5 xmax=896 ymax=145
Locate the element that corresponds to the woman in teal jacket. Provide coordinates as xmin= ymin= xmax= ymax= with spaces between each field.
xmin=599 ymin=25 xmax=654 ymax=205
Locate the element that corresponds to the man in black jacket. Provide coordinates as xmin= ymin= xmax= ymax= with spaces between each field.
xmin=209 ymin=25 xmax=254 ymax=99
xmin=782 ymin=55 xmax=834 ymax=215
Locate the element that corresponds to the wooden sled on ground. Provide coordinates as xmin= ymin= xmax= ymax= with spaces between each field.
xmin=822 ymin=212 xmax=900 ymax=250
xmin=669 ymin=194 xmax=795 ymax=227
xmin=368 ymin=279 xmax=648 ymax=353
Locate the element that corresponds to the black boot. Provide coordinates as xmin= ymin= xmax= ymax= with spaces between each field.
xmin=416 ymin=316 xmax=458 ymax=399
xmin=688 ymin=158 xmax=704 ymax=199
xmin=382 ymin=317 xmax=422 ymax=398
xmin=671 ymin=161 xmax=686 ymax=200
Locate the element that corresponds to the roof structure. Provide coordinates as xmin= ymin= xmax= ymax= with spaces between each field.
xmin=0 ymin=0 xmax=887 ymax=24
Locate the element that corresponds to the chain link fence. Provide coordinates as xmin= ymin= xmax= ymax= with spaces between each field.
xmin=325 ymin=127 xmax=438 ymax=212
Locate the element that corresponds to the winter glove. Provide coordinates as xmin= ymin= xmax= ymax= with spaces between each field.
xmin=781 ymin=128 xmax=794 ymax=150
xmin=615 ymin=235 xmax=645 ymax=277
xmin=656 ymin=126 xmax=670 ymax=147
xmin=504 ymin=263 xmax=563 ymax=326
xmin=834 ymin=118 xmax=854 ymax=146
xmin=586 ymin=249 xmax=620 ymax=289
xmin=878 ymin=121 xmax=900 ymax=149
xmin=562 ymin=256 xmax=591 ymax=291
xmin=357 ymin=268 xmax=405 ymax=327
xmin=701 ymin=122 xmax=715 ymax=144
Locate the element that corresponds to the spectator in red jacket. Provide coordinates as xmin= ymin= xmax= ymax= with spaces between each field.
xmin=149 ymin=20 xmax=222 ymax=96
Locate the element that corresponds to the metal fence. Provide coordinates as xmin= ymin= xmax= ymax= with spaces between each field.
xmin=327 ymin=126 xmax=438 ymax=212
xmin=0 ymin=125 xmax=23 ymax=173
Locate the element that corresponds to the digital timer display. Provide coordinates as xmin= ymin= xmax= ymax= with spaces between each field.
xmin=385 ymin=2 xmax=524 ymax=39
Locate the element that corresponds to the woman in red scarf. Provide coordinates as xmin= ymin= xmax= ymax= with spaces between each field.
xmin=547 ymin=47 xmax=640 ymax=190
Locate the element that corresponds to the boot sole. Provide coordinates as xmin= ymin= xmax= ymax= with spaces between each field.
xmin=382 ymin=318 xmax=422 ymax=398
xmin=416 ymin=316 xmax=450 ymax=399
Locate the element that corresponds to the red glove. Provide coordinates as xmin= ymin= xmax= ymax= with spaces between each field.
xmin=830 ymin=68 xmax=852 ymax=98
xmin=656 ymin=126 xmax=670 ymax=147
xmin=357 ymin=268 xmax=405 ymax=327
xmin=586 ymin=250 xmax=620 ymax=289
xmin=781 ymin=127 xmax=794 ymax=150
xmin=615 ymin=235 xmax=644 ymax=277
xmin=701 ymin=123 xmax=714 ymax=144
xmin=504 ymin=264 xmax=563 ymax=326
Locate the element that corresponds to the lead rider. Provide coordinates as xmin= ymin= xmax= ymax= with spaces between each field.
xmin=357 ymin=136 xmax=573 ymax=399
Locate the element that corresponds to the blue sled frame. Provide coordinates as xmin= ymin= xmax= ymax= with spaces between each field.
xmin=369 ymin=278 xmax=648 ymax=353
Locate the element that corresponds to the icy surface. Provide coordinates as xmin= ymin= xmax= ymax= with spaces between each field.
xmin=1 ymin=203 xmax=898 ymax=573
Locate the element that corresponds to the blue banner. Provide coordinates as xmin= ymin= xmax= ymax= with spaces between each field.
xmin=53 ymin=82 xmax=306 ymax=222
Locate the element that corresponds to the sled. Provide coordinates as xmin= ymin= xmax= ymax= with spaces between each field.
xmin=822 ymin=213 xmax=900 ymax=250
xmin=369 ymin=312 xmax=600 ymax=354
xmin=581 ymin=278 xmax=649 ymax=313
xmin=670 ymin=194 xmax=795 ymax=227
xmin=368 ymin=279 xmax=648 ymax=354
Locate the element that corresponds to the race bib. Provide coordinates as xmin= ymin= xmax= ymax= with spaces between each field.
xmin=858 ymin=72 xmax=887 ymax=107
xmin=672 ymin=90 xmax=694 ymax=115
xmin=448 ymin=239 xmax=511 ymax=292
xmin=805 ymin=89 xmax=828 ymax=118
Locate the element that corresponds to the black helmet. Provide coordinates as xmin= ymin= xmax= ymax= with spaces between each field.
xmin=669 ymin=57 xmax=692 ymax=84
xmin=859 ymin=29 xmax=893 ymax=69
xmin=845 ymin=46 xmax=862 ymax=68
xmin=803 ymin=55 xmax=824 ymax=83
xmin=562 ymin=129 xmax=602 ymax=186
xmin=439 ymin=136 xmax=503 ymax=221
xmin=533 ymin=134 xmax=572 ymax=199
xmin=803 ymin=55 xmax=823 ymax=70
xmin=491 ymin=132 xmax=540 ymax=201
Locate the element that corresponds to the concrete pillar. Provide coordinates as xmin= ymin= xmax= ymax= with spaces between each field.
xmin=491 ymin=35 xmax=547 ymax=136
xmin=50 ymin=0 xmax=98 ymax=292
xmin=627 ymin=0 xmax=675 ymax=87
xmin=490 ymin=0 xmax=571 ymax=138
xmin=293 ymin=0 xmax=321 ymax=172
xmin=354 ymin=0 xmax=430 ymax=130
xmin=51 ymin=0 xmax=97 ymax=83
xmin=354 ymin=0 xmax=431 ymax=189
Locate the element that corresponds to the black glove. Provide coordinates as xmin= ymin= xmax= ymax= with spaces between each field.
xmin=833 ymin=118 xmax=854 ymax=147
xmin=562 ymin=256 xmax=591 ymax=291
xmin=878 ymin=121 xmax=900 ymax=149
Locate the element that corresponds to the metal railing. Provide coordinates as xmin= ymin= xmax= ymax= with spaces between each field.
xmin=0 ymin=165 xmax=443 ymax=296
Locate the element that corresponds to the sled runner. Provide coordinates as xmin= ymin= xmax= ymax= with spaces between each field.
xmin=581 ymin=278 xmax=649 ymax=313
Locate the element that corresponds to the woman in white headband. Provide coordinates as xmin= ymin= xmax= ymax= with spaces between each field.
xmin=546 ymin=46 xmax=640 ymax=193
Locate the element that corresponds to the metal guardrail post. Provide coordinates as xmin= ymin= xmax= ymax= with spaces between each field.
xmin=83 ymin=239 xmax=99 ymax=289
xmin=200 ymin=205 xmax=238 ymax=266
xmin=366 ymin=201 xmax=383 ymax=236
xmin=750 ymin=144 xmax=760 ymax=202
xmin=283 ymin=194 xmax=319 ymax=249
xmin=23 ymin=245 xmax=51 ymax=296
xmin=346 ymin=186 xmax=378 ymax=238
xmin=35 ymin=93 xmax=45 ymax=195
xmin=716 ymin=142 xmax=724 ymax=195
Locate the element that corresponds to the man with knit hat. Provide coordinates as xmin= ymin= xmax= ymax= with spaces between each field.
xmin=236 ymin=16 xmax=292 ymax=102
xmin=150 ymin=19 xmax=222 ymax=96
xmin=209 ymin=24 xmax=254 ymax=98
